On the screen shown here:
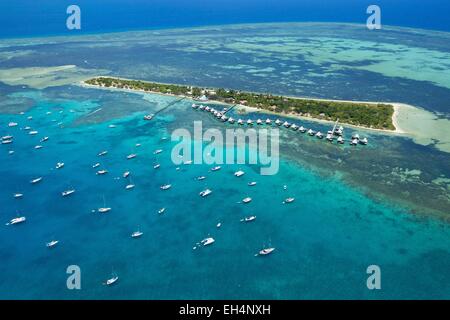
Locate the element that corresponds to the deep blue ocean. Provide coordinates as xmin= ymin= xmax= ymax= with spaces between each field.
xmin=1 ymin=0 xmax=450 ymax=38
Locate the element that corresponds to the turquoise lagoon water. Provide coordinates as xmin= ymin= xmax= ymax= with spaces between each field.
xmin=0 ymin=88 xmax=449 ymax=299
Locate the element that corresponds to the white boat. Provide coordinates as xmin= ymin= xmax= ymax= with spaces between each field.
xmin=337 ymin=136 xmax=344 ymax=144
xmin=307 ymin=129 xmax=315 ymax=136
xmin=265 ymin=118 xmax=272 ymax=125
xmin=153 ymin=149 xmax=163 ymax=155
xmin=92 ymin=163 xmax=100 ymax=168
xmin=228 ymin=117 xmax=235 ymax=124
xmin=143 ymin=114 xmax=153 ymax=120
xmin=125 ymin=184 xmax=135 ymax=190
xmin=258 ymin=247 xmax=275 ymax=256
xmin=24 ymin=126 xmax=31 ymax=130
xmin=284 ymin=197 xmax=295 ymax=204
xmin=62 ymin=189 xmax=75 ymax=197
xmin=247 ymin=119 xmax=253 ymax=125
xmin=248 ymin=181 xmax=257 ymax=186
xmin=160 ymin=184 xmax=172 ymax=190
xmin=2 ymin=135 xmax=13 ymax=140
xmin=98 ymin=207 xmax=111 ymax=213
xmin=352 ymin=133 xmax=360 ymax=140
xmin=2 ymin=139 xmax=13 ymax=144
xmin=199 ymin=189 xmax=212 ymax=197
xmin=126 ymin=153 xmax=137 ymax=160
xmin=241 ymin=215 xmax=256 ymax=222
xmin=350 ymin=138 xmax=358 ymax=146
xmin=196 ymin=176 xmax=206 ymax=181
xmin=183 ymin=160 xmax=193 ymax=165
xmin=201 ymin=237 xmax=215 ymax=246
xmin=291 ymin=124 xmax=298 ymax=131
xmin=46 ymin=240 xmax=59 ymax=248
xmin=275 ymin=119 xmax=282 ymax=126
xmin=199 ymin=105 xmax=205 ymax=110
xmin=153 ymin=164 xmax=160 ymax=169
xmin=96 ymin=170 xmax=108 ymax=175
xmin=158 ymin=208 xmax=166 ymax=214
xmin=299 ymin=126 xmax=306 ymax=133
xmin=242 ymin=197 xmax=252 ymax=204
xmin=257 ymin=119 xmax=262 ymax=125
xmin=104 ymin=275 xmax=119 ymax=286
xmin=30 ymin=177 xmax=43 ymax=184
xmin=359 ymin=137 xmax=368 ymax=145
xmin=221 ymin=115 xmax=228 ymax=122
xmin=123 ymin=171 xmax=130 ymax=178
xmin=8 ymin=151 xmax=14 ymax=155
xmin=27 ymin=116 xmax=33 ymax=120
xmin=6 ymin=216 xmax=26 ymax=225
xmin=211 ymin=166 xmax=221 ymax=172
xmin=205 ymin=106 xmax=211 ymax=112
xmin=108 ymin=124 xmax=116 ymax=128
xmin=29 ymin=130 xmax=38 ymax=135
xmin=283 ymin=121 xmax=290 ymax=128
xmin=315 ymin=131 xmax=323 ymax=139
xmin=13 ymin=193 xmax=23 ymax=199
xmin=56 ymin=162 xmax=64 ymax=169
xmin=8 ymin=122 xmax=18 ymax=127
xmin=237 ymin=119 xmax=244 ymax=125
xmin=98 ymin=150 xmax=108 ymax=156
xmin=234 ymin=170 xmax=245 ymax=177
xmin=191 ymin=103 xmax=199 ymax=109
xmin=131 ymin=231 xmax=143 ymax=238
xmin=34 ymin=145 xmax=43 ymax=150
xmin=40 ymin=136 xmax=49 ymax=142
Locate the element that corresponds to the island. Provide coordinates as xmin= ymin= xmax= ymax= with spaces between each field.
xmin=84 ymin=76 xmax=395 ymax=131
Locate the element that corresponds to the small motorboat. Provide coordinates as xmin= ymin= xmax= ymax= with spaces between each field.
xmin=283 ymin=121 xmax=291 ymax=128
xmin=191 ymin=103 xmax=199 ymax=109
xmin=34 ymin=145 xmax=43 ymax=150
xmin=307 ymin=129 xmax=315 ymax=136
xmin=158 ymin=208 xmax=166 ymax=214
xmin=216 ymin=222 xmax=222 ymax=228
xmin=228 ymin=117 xmax=235 ymax=124
xmin=315 ymin=131 xmax=324 ymax=139
xmin=352 ymin=133 xmax=360 ymax=140
xmin=13 ymin=193 xmax=23 ymax=199
xmin=6 ymin=216 xmax=26 ymax=225
xmin=359 ymin=137 xmax=368 ymax=145
xmin=256 ymin=119 xmax=262 ymax=125
xmin=237 ymin=119 xmax=244 ymax=125
xmin=2 ymin=135 xmax=13 ymax=140
xmin=257 ymin=247 xmax=275 ymax=256
xmin=62 ymin=189 xmax=75 ymax=197
xmin=153 ymin=149 xmax=163 ymax=155
xmin=30 ymin=177 xmax=43 ymax=184
xmin=108 ymin=124 xmax=116 ymax=128
xmin=265 ymin=118 xmax=272 ymax=125
xmin=201 ymin=237 xmax=215 ymax=246
xmin=326 ymin=133 xmax=334 ymax=141
xmin=29 ymin=130 xmax=38 ymax=135
xmin=143 ymin=114 xmax=154 ymax=120
xmin=199 ymin=189 xmax=212 ymax=197
xmin=337 ymin=136 xmax=344 ymax=144
xmin=284 ymin=197 xmax=295 ymax=204
xmin=196 ymin=176 xmax=206 ymax=181
xmin=350 ymin=138 xmax=358 ymax=146
xmin=241 ymin=216 xmax=256 ymax=222
xmin=104 ymin=275 xmax=119 ymax=286
xmin=183 ymin=160 xmax=193 ymax=165
xmin=98 ymin=150 xmax=108 ymax=157
xmin=234 ymin=170 xmax=245 ymax=177
xmin=247 ymin=119 xmax=253 ymax=125
xmin=248 ymin=181 xmax=257 ymax=186
xmin=96 ymin=170 xmax=108 ymax=175
xmin=126 ymin=153 xmax=137 ymax=160
xmin=40 ymin=136 xmax=49 ymax=142
xmin=211 ymin=166 xmax=221 ymax=172
xmin=242 ymin=197 xmax=252 ymax=204
xmin=131 ymin=231 xmax=143 ymax=238
xmin=299 ymin=126 xmax=306 ymax=133
xmin=123 ymin=171 xmax=130 ymax=178
xmin=8 ymin=122 xmax=18 ymax=127
xmin=275 ymin=119 xmax=282 ymax=126
xmin=92 ymin=163 xmax=100 ymax=168
xmin=160 ymin=184 xmax=172 ymax=190
xmin=153 ymin=164 xmax=160 ymax=169
xmin=56 ymin=162 xmax=64 ymax=169
xmin=46 ymin=240 xmax=59 ymax=248
xmin=125 ymin=184 xmax=135 ymax=190
xmin=1 ymin=139 xmax=13 ymax=145
xmin=291 ymin=124 xmax=298 ymax=131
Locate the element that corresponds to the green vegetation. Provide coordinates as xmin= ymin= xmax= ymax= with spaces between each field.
xmin=85 ymin=77 xmax=395 ymax=130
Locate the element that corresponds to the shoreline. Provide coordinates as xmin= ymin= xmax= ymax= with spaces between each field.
xmin=79 ymin=77 xmax=416 ymax=135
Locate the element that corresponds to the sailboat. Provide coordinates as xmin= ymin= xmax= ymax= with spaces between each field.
xmin=98 ymin=196 xmax=111 ymax=213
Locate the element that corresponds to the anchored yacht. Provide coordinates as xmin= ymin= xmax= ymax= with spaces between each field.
xmin=6 ymin=216 xmax=26 ymax=226
xmin=199 ymin=189 xmax=212 ymax=197
xmin=234 ymin=170 xmax=245 ymax=177
xmin=242 ymin=197 xmax=252 ymax=204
